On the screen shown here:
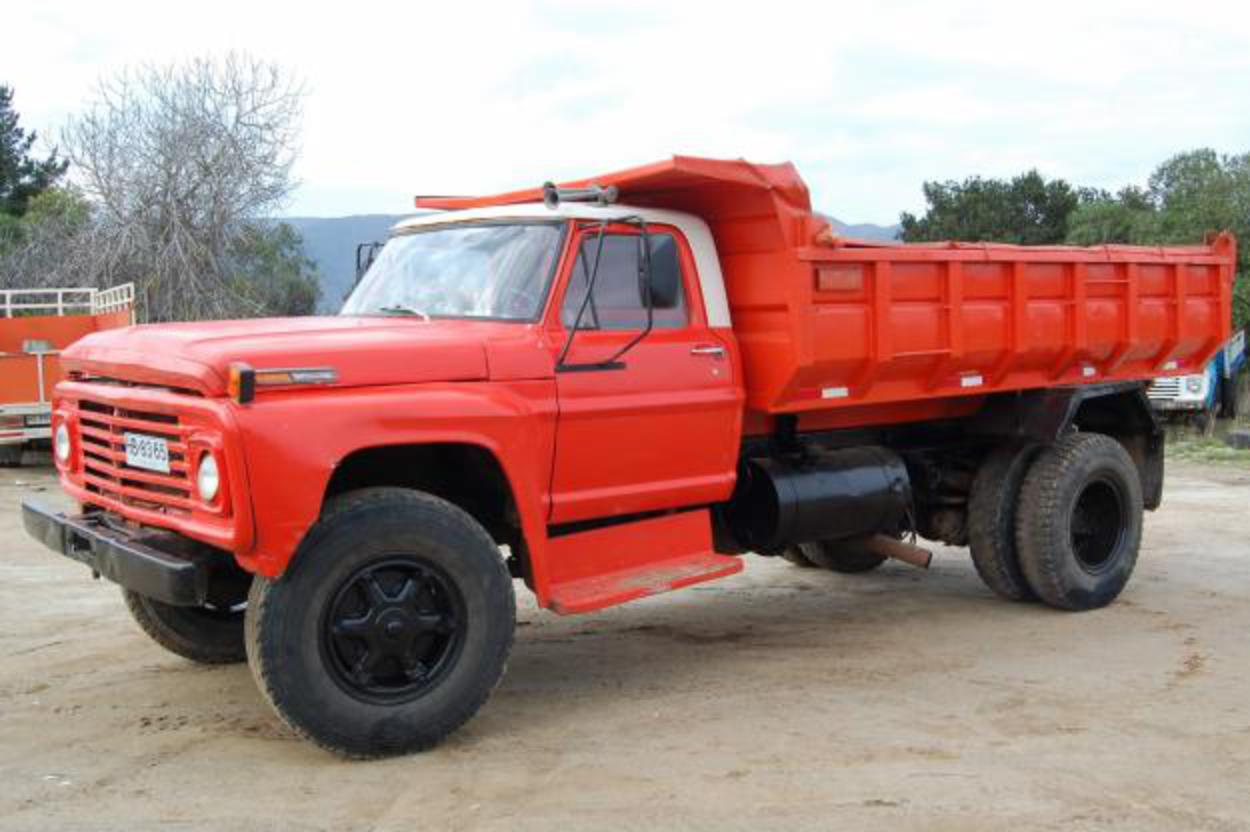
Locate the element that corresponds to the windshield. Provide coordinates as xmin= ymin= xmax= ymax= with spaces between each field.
xmin=341 ymin=222 xmax=564 ymax=320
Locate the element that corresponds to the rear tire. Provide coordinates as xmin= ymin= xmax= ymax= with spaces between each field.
xmin=122 ymin=587 xmax=247 ymax=664
xmin=780 ymin=546 xmax=817 ymax=568
xmin=245 ymin=488 xmax=515 ymax=758
xmin=1016 ymin=433 xmax=1143 ymax=611
xmin=797 ymin=538 xmax=887 ymax=573
xmin=968 ymin=442 xmax=1042 ymax=601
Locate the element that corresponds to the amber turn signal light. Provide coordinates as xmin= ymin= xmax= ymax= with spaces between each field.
xmin=228 ymin=362 xmax=256 ymax=404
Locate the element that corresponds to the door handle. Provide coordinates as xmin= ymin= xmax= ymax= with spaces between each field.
xmin=690 ymin=344 xmax=726 ymax=358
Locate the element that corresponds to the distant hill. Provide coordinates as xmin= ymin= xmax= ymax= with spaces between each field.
xmin=284 ymin=215 xmax=407 ymax=312
xmin=287 ymin=210 xmax=901 ymax=313
xmin=818 ymin=213 xmax=901 ymax=242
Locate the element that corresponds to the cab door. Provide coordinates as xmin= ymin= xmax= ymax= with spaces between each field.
xmin=547 ymin=224 xmax=741 ymax=525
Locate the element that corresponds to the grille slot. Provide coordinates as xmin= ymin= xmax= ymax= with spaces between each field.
xmin=1146 ymin=378 xmax=1181 ymax=400
xmin=77 ymin=399 xmax=194 ymax=515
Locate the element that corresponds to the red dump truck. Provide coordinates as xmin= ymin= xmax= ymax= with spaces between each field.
xmin=22 ymin=157 xmax=1235 ymax=757
xmin=0 ymin=285 xmax=134 ymax=465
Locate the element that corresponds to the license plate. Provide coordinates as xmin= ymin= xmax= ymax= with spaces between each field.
xmin=24 ymin=413 xmax=51 ymax=427
xmin=124 ymin=433 xmax=170 ymax=474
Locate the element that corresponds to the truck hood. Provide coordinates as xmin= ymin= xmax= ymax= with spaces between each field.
xmin=61 ymin=316 xmax=548 ymax=395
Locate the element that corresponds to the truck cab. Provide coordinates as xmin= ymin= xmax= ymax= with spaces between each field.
xmin=21 ymin=156 xmax=1236 ymax=758
xmin=1147 ymin=329 xmax=1245 ymax=430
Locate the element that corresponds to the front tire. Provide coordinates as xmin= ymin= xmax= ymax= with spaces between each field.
xmin=1016 ymin=433 xmax=1143 ymax=611
xmin=122 ymin=585 xmax=247 ymax=664
xmin=1220 ymin=376 xmax=1239 ymax=420
xmin=245 ymin=488 xmax=515 ymax=758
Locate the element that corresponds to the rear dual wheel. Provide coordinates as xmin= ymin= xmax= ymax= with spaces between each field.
xmin=968 ymin=442 xmax=1042 ymax=601
xmin=1015 ymin=433 xmax=1143 ymax=611
xmin=970 ymin=433 xmax=1143 ymax=611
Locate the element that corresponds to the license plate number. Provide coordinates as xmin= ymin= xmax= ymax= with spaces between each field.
xmin=24 ymin=413 xmax=51 ymax=427
xmin=124 ymin=433 xmax=170 ymax=474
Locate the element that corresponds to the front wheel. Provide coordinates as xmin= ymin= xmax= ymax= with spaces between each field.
xmin=1220 ymin=376 xmax=1239 ymax=420
xmin=1194 ymin=408 xmax=1217 ymax=438
xmin=1015 ymin=433 xmax=1143 ymax=611
xmin=245 ymin=488 xmax=515 ymax=758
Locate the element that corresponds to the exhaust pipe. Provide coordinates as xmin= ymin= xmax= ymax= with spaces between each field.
xmin=862 ymin=533 xmax=932 ymax=569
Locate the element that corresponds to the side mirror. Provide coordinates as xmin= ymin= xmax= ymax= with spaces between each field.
xmin=639 ymin=235 xmax=681 ymax=310
xmin=355 ymin=241 xmax=384 ymax=285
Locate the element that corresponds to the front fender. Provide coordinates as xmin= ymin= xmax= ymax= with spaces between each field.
xmin=232 ymin=380 xmax=557 ymax=578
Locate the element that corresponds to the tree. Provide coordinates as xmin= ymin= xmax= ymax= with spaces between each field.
xmin=899 ymin=170 xmax=1084 ymax=244
xmin=1064 ymin=186 xmax=1157 ymax=245
xmin=227 ymin=222 xmax=320 ymax=316
xmin=1066 ymin=149 xmax=1250 ymax=327
xmin=0 ymin=85 xmax=68 ymax=218
xmin=0 ymin=186 xmax=96 ymax=288
xmin=58 ymin=53 xmax=319 ymax=320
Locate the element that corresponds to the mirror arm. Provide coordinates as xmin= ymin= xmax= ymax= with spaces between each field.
xmin=555 ymin=215 xmax=656 ymax=373
xmin=556 ymin=220 xmax=610 ymax=368
xmin=596 ymin=220 xmax=654 ymax=367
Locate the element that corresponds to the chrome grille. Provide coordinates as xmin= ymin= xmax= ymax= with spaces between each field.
xmin=77 ymin=399 xmax=193 ymax=515
xmin=1146 ymin=377 xmax=1181 ymax=400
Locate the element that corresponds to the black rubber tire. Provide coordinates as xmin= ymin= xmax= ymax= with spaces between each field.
xmin=780 ymin=546 xmax=817 ymax=568
xmin=1195 ymin=408 xmax=1217 ymax=438
xmin=1016 ymin=433 xmax=1143 ymax=611
xmin=245 ymin=487 xmax=515 ymax=758
xmin=122 ymin=588 xmax=247 ymax=664
xmin=797 ymin=538 xmax=887 ymax=573
xmin=0 ymin=444 xmax=22 ymax=467
xmin=968 ymin=441 xmax=1042 ymax=601
xmin=1220 ymin=376 xmax=1238 ymax=420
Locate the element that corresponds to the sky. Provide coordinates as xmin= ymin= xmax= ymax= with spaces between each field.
xmin=7 ymin=0 xmax=1250 ymax=225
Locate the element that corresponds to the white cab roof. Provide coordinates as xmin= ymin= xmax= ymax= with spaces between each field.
xmin=391 ymin=203 xmax=731 ymax=327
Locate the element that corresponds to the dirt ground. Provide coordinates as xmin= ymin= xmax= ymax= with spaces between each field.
xmin=2 ymin=459 xmax=1250 ymax=832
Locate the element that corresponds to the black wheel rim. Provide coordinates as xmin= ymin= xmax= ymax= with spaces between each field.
xmin=321 ymin=557 xmax=466 ymax=702
xmin=1070 ymin=476 xmax=1126 ymax=574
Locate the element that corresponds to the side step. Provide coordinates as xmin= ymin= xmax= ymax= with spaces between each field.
xmin=544 ymin=509 xmax=742 ymax=615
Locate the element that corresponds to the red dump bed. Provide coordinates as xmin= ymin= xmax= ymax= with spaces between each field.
xmin=418 ymin=157 xmax=1237 ymax=422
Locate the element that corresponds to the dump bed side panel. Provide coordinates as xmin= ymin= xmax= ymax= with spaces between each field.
xmin=745 ymin=237 xmax=1235 ymax=416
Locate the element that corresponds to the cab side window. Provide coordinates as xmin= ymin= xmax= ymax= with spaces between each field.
xmin=560 ymin=232 xmax=687 ymax=330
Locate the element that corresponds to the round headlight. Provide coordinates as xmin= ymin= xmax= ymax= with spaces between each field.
xmin=196 ymin=453 xmax=220 ymax=503
xmin=54 ymin=423 xmax=72 ymax=463
xmin=1185 ymin=376 xmax=1204 ymax=394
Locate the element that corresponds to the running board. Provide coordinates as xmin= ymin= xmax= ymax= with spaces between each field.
xmin=543 ymin=509 xmax=742 ymax=615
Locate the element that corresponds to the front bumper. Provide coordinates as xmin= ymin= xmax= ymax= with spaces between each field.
xmin=22 ymin=500 xmax=211 ymax=606
xmin=1148 ymin=399 xmax=1207 ymax=413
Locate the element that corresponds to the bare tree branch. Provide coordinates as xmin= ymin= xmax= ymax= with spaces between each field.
xmin=8 ymin=52 xmax=310 ymax=321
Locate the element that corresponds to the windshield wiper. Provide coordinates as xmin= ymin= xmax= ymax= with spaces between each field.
xmin=377 ymin=305 xmax=431 ymax=321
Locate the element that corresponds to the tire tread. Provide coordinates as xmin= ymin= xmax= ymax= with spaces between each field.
xmin=245 ymin=487 xmax=515 ymax=758
xmin=1015 ymin=433 xmax=1142 ymax=611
